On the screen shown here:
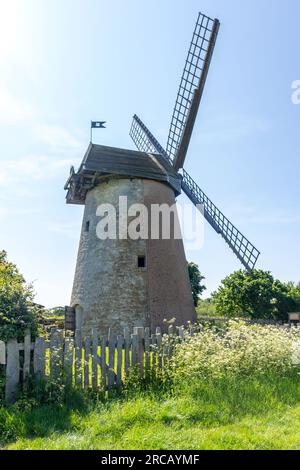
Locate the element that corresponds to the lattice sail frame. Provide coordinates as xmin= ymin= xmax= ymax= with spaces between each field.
xmin=167 ymin=13 xmax=220 ymax=170
xmin=129 ymin=115 xmax=260 ymax=271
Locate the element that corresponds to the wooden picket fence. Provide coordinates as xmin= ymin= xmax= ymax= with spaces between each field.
xmin=3 ymin=325 xmax=187 ymax=404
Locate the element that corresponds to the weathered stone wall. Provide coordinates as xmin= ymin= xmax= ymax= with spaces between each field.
xmin=71 ymin=179 xmax=149 ymax=335
xmin=143 ymin=180 xmax=196 ymax=331
xmin=70 ymin=177 xmax=195 ymax=335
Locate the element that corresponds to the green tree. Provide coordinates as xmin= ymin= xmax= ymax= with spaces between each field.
xmin=45 ymin=306 xmax=65 ymax=317
xmin=188 ymin=262 xmax=206 ymax=307
xmin=285 ymin=282 xmax=300 ymax=309
xmin=0 ymin=250 xmax=38 ymax=341
xmin=212 ymin=269 xmax=295 ymax=321
xmin=196 ymin=298 xmax=217 ymax=317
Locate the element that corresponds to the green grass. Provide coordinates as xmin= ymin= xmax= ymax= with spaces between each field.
xmin=1 ymin=371 xmax=300 ymax=450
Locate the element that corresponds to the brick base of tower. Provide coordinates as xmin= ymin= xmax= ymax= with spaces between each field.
xmin=70 ymin=178 xmax=195 ymax=335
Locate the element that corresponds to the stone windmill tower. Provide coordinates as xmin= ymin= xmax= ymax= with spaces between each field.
xmin=65 ymin=12 xmax=260 ymax=335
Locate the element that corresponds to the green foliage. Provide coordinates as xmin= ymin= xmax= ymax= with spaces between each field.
xmin=196 ymin=298 xmax=217 ymax=317
xmin=187 ymin=262 xmax=206 ymax=307
xmin=2 ymin=322 xmax=300 ymax=449
xmin=212 ymin=269 xmax=295 ymax=320
xmin=16 ymin=374 xmax=90 ymax=410
xmin=286 ymin=282 xmax=300 ymax=310
xmin=44 ymin=306 xmax=65 ymax=317
xmin=2 ymin=369 xmax=300 ymax=449
xmin=0 ymin=250 xmax=39 ymax=341
xmin=170 ymin=321 xmax=300 ymax=381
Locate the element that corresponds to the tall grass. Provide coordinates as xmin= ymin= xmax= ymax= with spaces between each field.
xmin=1 ymin=321 xmax=300 ymax=450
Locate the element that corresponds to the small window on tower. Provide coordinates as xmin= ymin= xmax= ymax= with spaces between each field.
xmin=85 ymin=221 xmax=90 ymax=232
xmin=138 ymin=255 xmax=146 ymax=268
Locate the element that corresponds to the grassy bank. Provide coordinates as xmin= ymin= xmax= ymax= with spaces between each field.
xmin=1 ymin=322 xmax=300 ymax=450
xmin=1 ymin=370 xmax=300 ymax=450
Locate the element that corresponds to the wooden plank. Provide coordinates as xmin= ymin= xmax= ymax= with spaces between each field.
xmin=92 ymin=329 xmax=99 ymax=390
xmin=131 ymin=334 xmax=138 ymax=368
xmin=23 ymin=329 xmax=31 ymax=384
xmin=75 ymin=329 xmax=82 ymax=386
xmin=100 ymin=335 xmax=107 ymax=392
xmin=144 ymin=327 xmax=150 ymax=374
xmin=57 ymin=330 xmax=64 ymax=364
xmin=151 ymin=333 xmax=157 ymax=376
xmin=50 ymin=329 xmax=58 ymax=378
xmin=133 ymin=326 xmax=144 ymax=337
xmin=0 ymin=340 xmax=6 ymax=365
xmin=135 ymin=327 xmax=144 ymax=377
xmin=168 ymin=325 xmax=174 ymax=336
xmin=178 ymin=326 xmax=184 ymax=342
xmin=116 ymin=335 xmax=123 ymax=386
xmin=108 ymin=334 xmax=116 ymax=389
xmin=163 ymin=341 xmax=168 ymax=369
xmin=63 ymin=337 xmax=74 ymax=384
xmin=33 ymin=337 xmax=46 ymax=378
xmin=84 ymin=337 xmax=91 ymax=388
xmin=5 ymin=339 xmax=19 ymax=404
xmin=124 ymin=327 xmax=130 ymax=373
xmin=156 ymin=332 xmax=162 ymax=369
xmin=50 ymin=329 xmax=64 ymax=378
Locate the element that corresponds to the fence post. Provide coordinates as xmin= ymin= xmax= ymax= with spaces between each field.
xmin=92 ymin=329 xmax=99 ymax=390
xmin=5 ymin=339 xmax=19 ymax=404
xmin=131 ymin=333 xmax=138 ymax=368
xmin=116 ymin=335 xmax=123 ymax=386
xmin=134 ymin=327 xmax=145 ymax=377
xmin=144 ymin=327 xmax=150 ymax=374
xmin=23 ymin=329 xmax=31 ymax=387
xmin=156 ymin=327 xmax=162 ymax=369
xmin=34 ymin=337 xmax=46 ymax=378
xmin=0 ymin=340 xmax=5 ymax=366
xmin=75 ymin=329 xmax=82 ymax=386
xmin=124 ymin=327 xmax=130 ymax=373
xmin=108 ymin=333 xmax=116 ymax=390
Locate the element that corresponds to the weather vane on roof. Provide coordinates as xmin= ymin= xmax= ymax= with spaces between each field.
xmin=90 ymin=120 xmax=106 ymax=142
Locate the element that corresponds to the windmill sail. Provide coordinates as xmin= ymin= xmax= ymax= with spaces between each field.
xmin=130 ymin=114 xmax=170 ymax=162
xmin=181 ymin=170 xmax=260 ymax=271
xmin=129 ymin=115 xmax=260 ymax=271
xmin=167 ymin=13 xmax=220 ymax=170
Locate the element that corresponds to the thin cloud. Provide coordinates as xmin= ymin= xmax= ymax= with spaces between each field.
xmin=34 ymin=125 xmax=83 ymax=153
xmin=0 ymin=154 xmax=81 ymax=187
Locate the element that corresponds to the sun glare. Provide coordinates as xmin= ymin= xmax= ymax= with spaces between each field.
xmin=0 ymin=0 xmax=24 ymax=58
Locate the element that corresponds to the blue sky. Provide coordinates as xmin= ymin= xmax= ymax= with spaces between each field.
xmin=0 ymin=0 xmax=299 ymax=307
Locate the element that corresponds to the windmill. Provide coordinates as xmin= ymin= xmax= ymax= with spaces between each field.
xmin=65 ymin=12 xmax=260 ymax=334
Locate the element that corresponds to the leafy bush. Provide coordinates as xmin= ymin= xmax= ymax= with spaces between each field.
xmin=0 ymin=407 xmax=23 ymax=444
xmin=196 ymin=298 xmax=217 ymax=318
xmin=170 ymin=321 xmax=300 ymax=381
xmin=212 ymin=270 xmax=295 ymax=321
xmin=0 ymin=250 xmax=39 ymax=341
xmin=286 ymin=282 xmax=300 ymax=310
xmin=188 ymin=262 xmax=206 ymax=307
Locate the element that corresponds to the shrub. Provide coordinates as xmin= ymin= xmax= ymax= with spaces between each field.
xmin=212 ymin=270 xmax=295 ymax=321
xmin=170 ymin=321 xmax=300 ymax=381
xmin=188 ymin=262 xmax=206 ymax=307
xmin=0 ymin=250 xmax=39 ymax=341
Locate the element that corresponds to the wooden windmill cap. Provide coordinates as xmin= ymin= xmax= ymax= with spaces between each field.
xmin=65 ymin=143 xmax=182 ymax=204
